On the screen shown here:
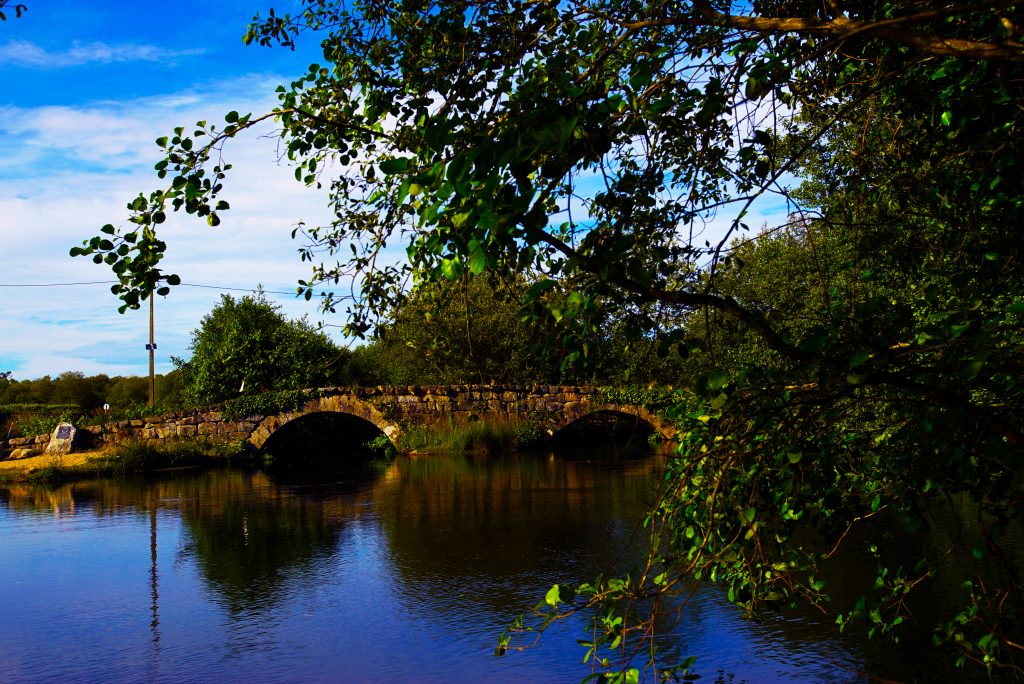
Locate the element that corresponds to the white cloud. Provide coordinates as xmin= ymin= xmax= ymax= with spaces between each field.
xmin=0 ymin=40 xmax=205 ymax=68
xmin=0 ymin=75 xmax=360 ymax=379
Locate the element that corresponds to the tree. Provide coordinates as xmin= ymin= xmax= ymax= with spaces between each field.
xmin=75 ymin=1 xmax=1024 ymax=677
xmin=50 ymin=371 xmax=108 ymax=410
xmin=357 ymin=270 xmax=689 ymax=386
xmin=104 ymin=375 xmax=150 ymax=409
xmin=363 ymin=272 xmax=553 ymax=384
xmin=173 ymin=290 xmax=346 ymax=404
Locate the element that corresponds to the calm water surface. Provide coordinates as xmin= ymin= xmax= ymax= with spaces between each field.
xmin=0 ymin=450 xmax=960 ymax=682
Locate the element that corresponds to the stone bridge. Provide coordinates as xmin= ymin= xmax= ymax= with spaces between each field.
xmin=3 ymin=385 xmax=677 ymax=458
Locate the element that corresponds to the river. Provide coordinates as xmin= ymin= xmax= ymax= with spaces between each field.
xmin=0 ymin=447 xmax=987 ymax=682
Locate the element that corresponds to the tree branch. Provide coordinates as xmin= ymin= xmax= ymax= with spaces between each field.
xmin=520 ymin=219 xmax=813 ymax=362
xmin=613 ymin=2 xmax=1024 ymax=62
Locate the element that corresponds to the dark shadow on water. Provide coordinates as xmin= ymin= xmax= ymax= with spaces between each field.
xmin=552 ymin=409 xmax=660 ymax=460
xmin=259 ymin=411 xmax=393 ymax=482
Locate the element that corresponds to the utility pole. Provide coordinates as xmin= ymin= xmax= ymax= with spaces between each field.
xmin=147 ymin=294 xmax=156 ymax=407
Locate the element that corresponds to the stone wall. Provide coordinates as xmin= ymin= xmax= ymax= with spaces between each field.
xmin=0 ymin=385 xmax=674 ymax=458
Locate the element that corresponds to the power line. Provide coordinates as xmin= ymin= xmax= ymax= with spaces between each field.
xmin=179 ymin=283 xmax=313 ymax=297
xmin=0 ymin=280 xmax=116 ymax=287
xmin=0 ymin=280 xmax=319 ymax=297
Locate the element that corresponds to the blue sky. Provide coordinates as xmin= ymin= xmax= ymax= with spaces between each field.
xmin=0 ymin=1 xmax=793 ymax=382
xmin=0 ymin=1 xmax=343 ymax=379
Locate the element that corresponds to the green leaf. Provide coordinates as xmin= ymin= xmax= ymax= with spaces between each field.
xmin=526 ymin=279 xmax=558 ymax=299
xmin=468 ymin=247 xmax=486 ymax=275
xmin=446 ymin=152 xmax=472 ymax=183
xmin=849 ymin=350 xmax=871 ymax=367
xmin=440 ymin=258 xmax=463 ymax=280
xmin=379 ymin=157 xmax=411 ymax=175
xmin=629 ymin=61 xmax=653 ymax=91
xmin=707 ymin=370 xmax=729 ymax=391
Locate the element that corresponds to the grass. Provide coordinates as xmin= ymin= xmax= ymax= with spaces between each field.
xmin=97 ymin=439 xmax=242 ymax=473
xmin=397 ymin=417 xmax=545 ymax=455
xmin=15 ymin=438 xmax=246 ymax=485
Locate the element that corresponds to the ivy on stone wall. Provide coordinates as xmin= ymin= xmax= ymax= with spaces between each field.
xmin=222 ymin=389 xmax=319 ymax=422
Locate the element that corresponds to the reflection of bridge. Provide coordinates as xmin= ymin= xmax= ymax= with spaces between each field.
xmin=78 ymin=385 xmax=676 ymax=453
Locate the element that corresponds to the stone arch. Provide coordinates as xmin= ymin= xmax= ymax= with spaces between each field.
xmin=552 ymin=403 xmax=677 ymax=442
xmin=246 ymin=393 xmax=402 ymax=452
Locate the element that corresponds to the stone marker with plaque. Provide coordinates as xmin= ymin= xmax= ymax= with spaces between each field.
xmin=46 ymin=422 xmax=77 ymax=455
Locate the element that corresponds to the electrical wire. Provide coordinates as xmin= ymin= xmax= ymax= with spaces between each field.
xmin=0 ymin=280 xmax=316 ymax=297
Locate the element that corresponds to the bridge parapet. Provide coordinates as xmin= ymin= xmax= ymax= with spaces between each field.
xmin=13 ymin=385 xmax=675 ymax=457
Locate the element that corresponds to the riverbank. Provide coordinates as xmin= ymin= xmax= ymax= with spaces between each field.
xmin=0 ymin=448 xmax=115 ymax=483
xmin=0 ymin=439 xmax=245 ymax=484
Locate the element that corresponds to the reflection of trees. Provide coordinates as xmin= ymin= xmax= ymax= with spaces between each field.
xmin=372 ymin=450 xmax=666 ymax=614
xmin=0 ymin=470 xmax=381 ymax=616
xmin=4 ymin=454 xmax=1000 ymax=680
xmin=0 ymin=478 xmax=160 ymax=518
xmin=176 ymin=470 xmax=366 ymax=614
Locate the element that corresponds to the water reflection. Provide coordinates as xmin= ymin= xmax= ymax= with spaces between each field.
xmin=0 ymin=449 xmax=990 ymax=683
xmin=176 ymin=471 xmax=354 ymax=614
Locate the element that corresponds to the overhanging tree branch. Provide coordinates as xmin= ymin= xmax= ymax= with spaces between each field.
xmin=607 ymin=2 xmax=1024 ymax=62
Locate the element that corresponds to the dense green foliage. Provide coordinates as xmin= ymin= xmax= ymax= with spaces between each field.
xmin=76 ymin=0 xmax=1024 ymax=679
xmin=355 ymin=272 xmax=686 ymax=385
xmin=364 ymin=272 xmax=554 ymax=384
xmin=221 ymin=388 xmax=317 ymax=422
xmin=172 ymin=290 xmax=348 ymax=404
xmin=0 ymin=370 xmax=185 ymax=410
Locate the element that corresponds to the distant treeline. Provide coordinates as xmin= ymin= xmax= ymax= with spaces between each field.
xmin=0 ymin=371 xmax=186 ymax=414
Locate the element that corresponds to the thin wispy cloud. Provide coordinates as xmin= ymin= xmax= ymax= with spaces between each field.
xmin=0 ymin=40 xmax=205 ymax=68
